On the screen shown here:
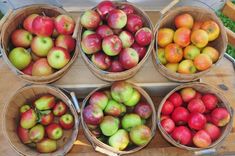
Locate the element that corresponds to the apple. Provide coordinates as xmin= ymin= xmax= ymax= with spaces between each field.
xmin=46 ymin=123 xmax=63 ymax=140
xmin=165 ymin=43 xmax=183 ymax=63
xmin=135 ymin=27 xmax=152 ymax=46
xmin=83 ymin=104 xmax=103 ymax=125
xmin=11 ymin=29 xmax=33 ymax=48
xmin=193 ymin=130 xmax=211 ymax=148
xmin=194 ymin=92 xmax=202 ymax=99
xmin=23 ymin=14 xmax=39 ymax=33
xmin=82 ymin=34 xmax=102 ymax=54
xmin=171 ymin=126 xmax=192 ymax=145
xmin=119 ymin=30 xmax=134 ymax=48
xmin=40 ymin=111 xmax=54 ymax=126
xmin=53 ymin=101 xmax=67 ymax=116
xmin=130 ymin=125 xmax=151 ymax=146
xmin=120 ymin=4 xmax=134 ymax=15
xmin=34 ymin=95 xmax=55 ymax=111
xmin=173 ymin=27 xmax=191 ymax=47
xmin=59 ymin=113 xmax=74 ymax=130
xmin=121 ymin=113 xmax=141 ymax=131
xmin=123 ymin=88 xmax=141 ymax=107
xmin=104 ymin=100 xmax=123 ymax=117
xmin=157 ymin=48 xmax=167 ymax=65
xmin=171 ymin=107 xmax=189 ymax=125
xmin=89 ymin=91 xmax=108 ymax=110
xmin=180 ymin=87 xmax=196 ymax=102
xmin=178 ymin=60 xmax=197 ymax=74
xmin=194 ymin=54 xmax=213 ymax=71
xmin=91 ymin=52 xmax=111 ymax=70
xmin=32 ymin=58 xmax=54 ymax=76
xmin=20 ymin=105 xmax=31 ymax=114
xmin=96 ymin=25 xmax=113 ymax=38
xmin=188 ymin=112 xmax=206 ymax=130
xmin=36 ymin=138 xmax=57 ymax=153
xmin=174 ymin=13 xmax=194 ymax=29
xmin=202 ymin=46 xmax=219 ymax=63
xmin=111 ymin=81 xmax=134 ymax=103
xmin=132 ymin=42 xmax=147 ymax=60
xmin=102 ymin=35 xmax=122 ymax=56
xmin=161 ymin=100 xmax=174 ymax=115
xmin=55 ymin=14 xmax=75 ymax=35
xmin=134 ymin=102 xmax=152 ymax=119
xmin=192 ymin=21 xmax=203 ymax=31
xmin=29 ymin=124 xmax=45 ymax=143
xmin=165 ymin=63 xmax=179 ymax=72
xmin=126 ymin=14 xmax=143 ymax=33
xmin=161 ymin=115 xmax=170 ymax=121
xmin=17 ymin=126 xmax=32 ymax=144
xmin=100 ymin=116 xmax=119 ymax=136
xmin=31 ymin=36 xmax=54 ymax=57
xmin=32 ymin=16 xmax=54 ymax=36
xmin=201 ymin=20 xmax=220 ymax=41
xmin=201 ymin=93 xmax=218 ymax=111
xmin=82 ymin=30 xmax=95 ymax=39
xmin=81 ymin=10 xmax=101 ymax=30
xmin=161 ymin=118 xmax=175 ymax=133
xmin=188 ymin=98 xmax=206 ymax=113
xmin=157 ymin=28 xmax=174 ymax=48
xmin=119 ymin=48 xmax=139 ymax=69
xmin=167 ymin=92 xmax=183 ymax=107
xmin=183 ymin=45 xmax=200 ymax=60
xmin=109 ymin=60 xmax=124 ymax=72
xmin=47 ymin=47 xmax=70 ymax=69
xmin=55 ymin=35 xmax=75 ymax=53
xmin=22 ymin=61 xmax=34 ymax=75
xmin=204 ymin=123 xmax=221 ymax=141
xmin=108 ymin=129 xmax=129 ymax=150
xmin=20 ymin=109 xmax=37 ymax=129
xmin=97 ymin=1 xmax=115 ymax=19
xmin=211 ymin=107 xmax=230 ymax=127
xmin=107 ymin=9 xmax=127 ymax=29
xmin=191 ymin=29 xmax=209 ymax=48
xmin=9 ymin=47 xmax=31 ymax=70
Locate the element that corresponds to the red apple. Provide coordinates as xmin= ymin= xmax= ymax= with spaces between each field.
xmin=22 ymin=61 xmax=34 ymax=75
xmin=17 ymin=126 xmax=32 ymax=144
xmin=40 ymin=111 xmax=54 ymax=126
xmin=131 ymin=42 xmax=147 ymax=60
xmin=167 ymin=92 xmax=183 ymax=107
xmin=161 ymin=118 xmax=175 ymax=133
xmin=53 ymin=101 xmax=67 ymax=117
xmin=107 ymin=9 xmax=127 ymax=29
xmin=171 ymin=107 xmax=189 ymax=125
xmin=109 ymin=60 xmax=124 ymax=72
xmin=134 ymin=102 xmax=152 ymax=119
xmin=32 ymin=58 xmax=54 ymax=76
xmin=171 ymin=126 xmax=192 ymax=145
xmin=120 ymin=4 xmax=134 ymax=15
xmin=89 ymin=91 xmax=109 ymax=110
xmin=55 ymin=14 xmax=75 ymax=35
xmin=23 ymin=14 xmax=39 ymax=33
xmin=193 ymin=130 xmax=211 ymax=148
xmin=201 ymin=94 xmax=218 ymax=111
xmin=82 ymin=34 xmax=102 ymax=54
xmin=59 ymin=113 xmax=74 ymax=130
xmin=96 ymin=25 xmax=114 ymax=38
xmin=55 ymin=35 xmax=75 ymax=53
xmin=119 ymin=30 xmax=134 ymax=48
xmin=119 ymin=48 xmax=139 ymax=69
xmin=187 ymin=98 xmax=206 ymax=113
xmin=46 ymin=123 xmax=63 ymax=140
xmin=32 ymin=16 xmax=54 ymax=36
xmin=161 ymin=115 xmax=170 ymax=121
xmin=135 ymin=27 xmax=152 ymax=46
xmin=188 ymin=112 xmax=206 ymax=130
xmin=83 ymin=105 xmax=104 ymax=125
xmin=102 ymin=35 xmax=122 ymax=56
xmin=194 ymin=92 xmax=202 ymax=99
xmin=97 ymin=1 xmax=115 ymax=19
xmin=204 ymin=123 xmax=221 ymax=141
xmin=161 ymin=100 xmax=174 ymax=115
xmin=81 ymin=10 xmax=101 ymax=30
xmin=91 ymin=52 xmax=111 ymax=70
xmin=211 ymin=107 xmax=230 ymax=127
xmin=11 ymin=29 xmax=33 ymax=48
xmin=126 ymin=14 xmax=143 ymax=33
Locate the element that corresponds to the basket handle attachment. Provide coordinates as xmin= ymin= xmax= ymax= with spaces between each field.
xmin=95 ymin=146 xmax=119 ymax=156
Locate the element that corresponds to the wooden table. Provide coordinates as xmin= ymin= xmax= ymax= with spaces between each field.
xmin=0 ymin=11 xmax=235 ymax=156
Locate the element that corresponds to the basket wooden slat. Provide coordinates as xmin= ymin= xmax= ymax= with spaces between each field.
xmin=0 ymin=4 xmax=79 ymax=84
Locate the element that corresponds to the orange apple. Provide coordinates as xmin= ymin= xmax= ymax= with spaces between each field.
xmin=157 ymin=28 xmax=174 ymax=47
xmin=202 ymin=46 xmax=219 ymax=63
xmin=165 ymin=43 xmax=183 ymax=63
xmin=173 ymin=27 xmax=191 ymax=47
xmin=191 ymin=29 xmax=208 ymax=48
xmin=194 ymin=54 xmax=212 ymax=71
xmin=174 ymin=13 xmax=194 ymax=29
xmin=201 ymin=20 xmax=220 ymax=41
xmin=192 ymin=21 xmax=203 ymax=31
xmin=183 ymin=45 xmax=200 ymax=60
xmin=165 ymin=63 xmax=179 ymax=72
xmin=178 ymin=60 xmax=197 ymax=74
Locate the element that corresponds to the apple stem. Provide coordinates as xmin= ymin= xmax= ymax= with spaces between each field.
xmin=42 ymin=12 xmax=46 ymax=16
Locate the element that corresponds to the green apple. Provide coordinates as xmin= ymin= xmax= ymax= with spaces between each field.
xmin=111 ymin=81 xmax=134 ymax=103
xmin=19 ymin=104 xmax=31 ymax=114
xmin=34 ymin=95 xmax=55 ymax=111
xmin=82 ymin=30 xmax=95 ymax=39
xmin=9 ymin=47 xmax=31 ymax=70
xmin=100 ymin=116 xmax=119 ymax=136
xmin=108 ymin=129 xmax=129 ymax=151
xmin=121 ymin=113 xmax=142 ymax=131
xmin=124 ymin=89 xmax=141 ymax=106
xmin=47 ymin=47 xmax=70 ymax=69
xmin=120 ymin=103 xmax=126 ymax=116
xmin=104 ymin=100 xmax=122 ymax=117
xmin=157 ymin=48 xmax=167 ymax=65
xmin=130 ymin=125 xmax=152 ymax=146
xmin=36 ymin=138 xmax=57 ymax=153
xmin=31 ymin=36 xmax=53 ymax=57
xmin=29 ymin=124 xmax=45 ymax=143
xmin=165 ymin=63 xmax=179 ymax=72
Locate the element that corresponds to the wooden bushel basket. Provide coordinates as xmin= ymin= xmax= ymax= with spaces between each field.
xmin=153 ymin=6 xmax=228 ymax=82
xmin=78 ymin=2 xmax=154 ymax=82
xmin=81 ymin=82 xmax=157 ymax=156
xmin=157 ymin=82 xmax=233 ymax=154
xmin=2 ymin=84 xmax=80 ymax=155
xmin=0 ymin=4 xmax=79 ymax=84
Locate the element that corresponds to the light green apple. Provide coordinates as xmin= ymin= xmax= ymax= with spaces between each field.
xmin=9 ymin=47 xmax=31 ymax=70
xmin=121 ymin=113 xmax=142 ymax=131
xmin=124 ymin=89 xmax=141 ymax=106
xmin=100 ymin=116 xmax=119 ymax=136
xmin=108 ymin=129 xmax=129 ymax=151
xmin=31 ymin=36 xmax=53 ymax=57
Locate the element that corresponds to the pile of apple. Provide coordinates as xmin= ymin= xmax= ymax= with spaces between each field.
xmin=157 ymin=13 xmax=221 ymax=74
xmin=160 ymin=87 xmax=231 ymax=148
xmin=83 ymin=81 xmax=153 ymax=150
xmin=8 ymin=13 xmax=75 ymax=76
xmin=17 ymin=94 xmax=75 ymax=153
xmin=80 ymin=1 xmax=153 ymax=72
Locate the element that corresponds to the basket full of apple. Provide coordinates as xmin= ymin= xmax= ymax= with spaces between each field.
xmin=78 ymin=1 xmax=154 ymax=81
xmin=3 ymin=84 xmax=79 ymax=155
xmin=81 ymin=81 xmax=156 ymax=155
xmin=154 ymin=6 xmax=227 ymax=82
xmin=158 ymin=83 xmax=233 ymax=152
xmin=0 ymin=4 xmax=78 ymax=84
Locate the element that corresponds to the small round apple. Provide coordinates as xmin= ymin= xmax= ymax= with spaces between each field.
xmin=82 ymin=34 xmax=102 ymax=54
xmin=132 ymin=42 xmax=147 ymax=60
xmin=23 ymin=14 xmax=39 ymax=33
xmin=47 ymin=47 xmax=71 ymax=69
xmin=53 ymin=101 xmax=67 ymax=116
xmin=111 ymin=81 xmax=134 ymax=103
xmin=59 ymin=113 xmax=74 ymax=130
xmin=102 ymin=35 xmax=122 ymax=56
xmin=121 ymin=113 xmax=141 ymax=131
xmin=167 ymin=92 xmax=183 ymax=107
xmin=108 ymin=129 xmax=129 ymax=150
xmin=22 ymin=61 xmax=34 ymax=76
xmin=11 ymin=29 xmax=33 ymax=48
xmin=161 ymin=118 xmax=175 ymax=133
xmin=126 ymin=14 xmax=143 ymax=33
xmin=134 ymin=102 xmax=152 ymax=119
xmin=83 ymin=105 xmax=104 ymax=125
xmin=40 ymin=111 xmax=54 ymax=126
xmin=135 ymin=27 xmax=153 ymax=46
xmin=19 ymin=104 xmax=31 ymax=114
xmin=119 ymin=30 xmax=134 ymax=48
xmin=55 ymin=35 xmax=76 ymax=53
xmin=17 ymin=125 xmax=32 ymax=144
xmin=32 ymin=58 xmax=54 ymax=76
xmin=91 ymin=52 xmax=111 ymax=70
xmin=120 ymin=4 xmax=135 ymax=15
xmin=32 ymin=16 xmax=54 ymax=37
xmin=55 ymin=14 xmax=75 ymax=35
xmin=130 ymin=125 xmax=151 ymax=146
xmin=161 ymin=100 xmax=174 ymax=115
xmin=81 ymin=10 xmax=101 ymax=30
xmin=29 ymin=124 xmax=45 ymax=143
xmin=171 ymin=126 xmax=192 ymax=145
xmin=36 ymin=138 xmax=57 ymax=153
xmin=107 ymin=9 xmax=127 ymax=29
xmin=46 ymin=123 xmax=63 ymax=140
xmin=119 ymin=48 xmax=139 ymax=69
xmin=104 ymin=100 xmax=123 ymax=117
xmin=31 ymin=36 xmax=54 ymax=57
xmin=96 ymin=25 xmax=114 ymax=38
xmin=171 ymin=107 xmax=190 ymax=125
xmin=188 ymin=112 xmax=207 ymax=130
xmin=193 ymin=130 xmax=211 ymax=148
xmin=100 ymin=116 xmax=119 ymax=136
xmin=108 ymin=60 xmax=124 ymax=72
xmin=97 ymin=1 xmax=115 ymax=18
xmin=201 ymin=93 xmax=218 ymax=111
xmin=89 ymin=91 xmax=109 ymax=110
xmin=211 ymin=107 xmax=230 ymax=127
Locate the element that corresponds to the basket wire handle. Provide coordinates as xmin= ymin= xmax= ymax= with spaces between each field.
xmin=72 ymin=16 xmax=80 ymax=39
xmin=70 ymin=92 xmax=80 ymax=114
xmin=95 ymin=146 xmax=119 ymax=156
xmin=160 ymin=0 xmax=180 ymax=15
